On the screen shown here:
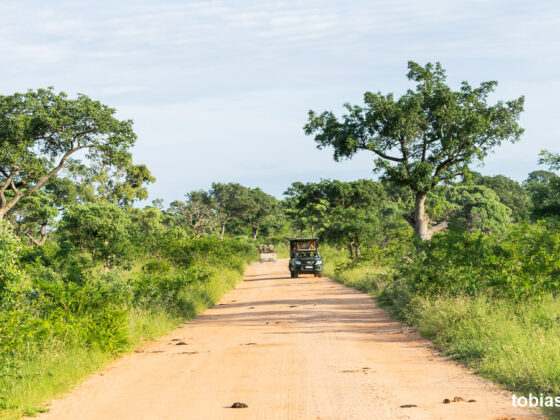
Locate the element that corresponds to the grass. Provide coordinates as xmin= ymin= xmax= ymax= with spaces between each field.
xmin=322 ymin=248 xmax=560 ymax=419
xmin=0 ymin=266 xmax=245 ymax=420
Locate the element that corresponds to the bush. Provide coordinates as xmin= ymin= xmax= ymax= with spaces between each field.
xmin=0 ymin=223 xmax=33 ymax=308
xmin=0 ymin=228 xmax=256 ymax=418
xmin=399 ymin=222 xmax=560 ymax=300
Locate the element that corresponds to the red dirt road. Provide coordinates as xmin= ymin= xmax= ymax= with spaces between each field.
xmin=36 ymin=259 xmax=542 ymax=419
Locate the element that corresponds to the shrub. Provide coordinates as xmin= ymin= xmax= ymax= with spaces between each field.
xmin=397 ymin=222 xmax=560 ymax=300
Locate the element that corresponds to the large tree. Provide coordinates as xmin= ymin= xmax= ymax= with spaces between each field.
xmin=57 ymin=202 xmax=132 ymax=270
xmin=210 ymin=183 xmax=252 ymax=240
xmin=522 ymin=150 xmax=560 ymax=218
xmin=304 ymin=61 xmax=524 ymax=240
xmin=69 ymin=156 xmax=155 ymax=208
xmin=322 ymin=179 xmax=386 ymax=257
xmin=283 ymin=181 xmax=330 ymax=237
xmin=428 ymin=184 xmax=512 ymax=234
xmin=470 ymin=173 xmax=530 ymax=222
xmin=244 ymin=188 xmax=278 ymax=240
xmin=0 ymin=88 xmax=137 ymax=224
xmin=168 ymin=190 xmax=218 ymax=238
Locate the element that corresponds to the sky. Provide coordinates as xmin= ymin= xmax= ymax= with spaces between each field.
xmin=1 ymin=0 xmax=559 ymax=202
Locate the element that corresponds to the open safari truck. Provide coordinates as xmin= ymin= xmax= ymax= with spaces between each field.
xmin=289 ymin=238 xmax=323 ymax=278
xmin=258 ymin=244 xmax=277 ymax=262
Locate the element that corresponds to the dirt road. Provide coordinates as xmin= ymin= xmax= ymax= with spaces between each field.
xmin=37 ymin=259 xmax=541 ymax=420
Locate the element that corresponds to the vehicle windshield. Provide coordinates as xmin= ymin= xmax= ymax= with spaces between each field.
xmin=295 ymin=251 xmax=318 ymax=259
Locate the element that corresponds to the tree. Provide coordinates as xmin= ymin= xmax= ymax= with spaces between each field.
xmin=210 ymin=183 xmax=252 ymax=240
xmin=128 ymin=206 xmax=167 ymax=255
xmin=304 ymin=61 xmax=524 ymax=240
xmin=6 ymin=189 xmax=57 ymax=246
xmin=522 ymin=150 xmax=560 ymax=218
xmin=470 ymin=173 xmax=530 ymax=222
xmin=168 ymin=191 xmax=217 ymax=238
xmin=244 ymin=188 xmax=279 ymax=240
xmin=4 ymin=174 xmax=94 ymax=246
xmin=284 ymin=179 xmax=389 ymax=256
xmin=322 ymin=179 xmax=387 ymax=257
xmin=57 ymin=202 xmax=132 ymax=269
xmin=71 ymin=157 xmax=155 ymax=208
xmin=283 ymin=181 xmax=330 ymax=237
xmin=0 ymin=88 xmax=136 ymax=224
xmin=445 ymin=185 xmax=512 ymax=234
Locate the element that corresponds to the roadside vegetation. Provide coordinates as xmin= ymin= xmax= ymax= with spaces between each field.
xmin=2 ymin=61 xmax=560 ymax=418
xmin=0 ymin=90 xmax=264 ymax=419
xmin=305 ymin=62 xmax=560 ymax=418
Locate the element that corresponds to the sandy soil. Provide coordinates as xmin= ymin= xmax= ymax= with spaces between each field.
xmin=36 ymin=259 xmax=542 ymax=420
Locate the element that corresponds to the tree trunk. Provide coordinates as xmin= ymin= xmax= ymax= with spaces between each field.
xmin=220 ymin=223 xmax=226 ymax=241
xmin=407 ymin=192 xmax=448 ymax=241
xmin=414 ymin=193 xmax=432 ymax=241
xmin=310 ymin=224 xmax=315 ymax=237
xmin=348 ymin=243 xmax=354 ymax=258
xmin=252 ymin=226 xmax=259 ymax=241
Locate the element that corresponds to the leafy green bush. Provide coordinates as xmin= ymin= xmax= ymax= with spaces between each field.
xmin=399 ymin=222 xmax=560 ymax=300
xmin=0 ymin=223 xmax=33 ymax=308
xmin=0 ymin=231 xmax=256 ymax=419
xmin=133 ymin=265 xmax=213 ymax=316
xmin=57 ymin=202 xmax=133 ymax=269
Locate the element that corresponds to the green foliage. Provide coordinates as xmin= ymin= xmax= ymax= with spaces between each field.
xmin=398 ymin=223 xmax=560 ymax=300
xmin=284 ymin=178 xmax=408 ymax=256
xmin=471 ymin=173 xmax=530 ymax=221
xmin=133 ymin=265 xmax=214 ymax=317
xmin=243 ymin=188 xmax=279 ymax=240
xmin=0 ymin=230 xmax=255 ymax=419
xmin=428 ymin=185 xmax=512 ymax=234
xmin=0 ymin=88 xmax=137 ymax=222
xmin=322 ymin=180 xmax=387 ymax=255
xmin=524 ymin=152 xmax=560 ymax=219
xmin=33 ymin=272 xmax=132 ymax=352
xmin=57 ymin=202 xmax=132 ymax=269
xmin=0 ymin=223 xmax=33 ymax=306
xmin=210 ymin=182 xmax=254 ymax=239
xmin=284 ymin=181 xmax=330 ymax=237
xmin=304 ymin=61 xmax=524 ymax=239
xmin=168 ymin=190 xmax=217 ymax=238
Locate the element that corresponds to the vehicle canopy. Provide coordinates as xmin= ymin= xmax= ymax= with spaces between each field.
xmin=289 ymin=238 xmax=319 ymax=258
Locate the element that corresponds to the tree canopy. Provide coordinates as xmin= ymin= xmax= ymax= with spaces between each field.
xmin=523 ymin=150 xmax=560 ymax=218
xmin=470 ymin=173 xmax=530 ymax=222
xmin=0 ymin=88 xmax=137 ymax=223
xmin=304 ymin=61 xmax=524 ymax=240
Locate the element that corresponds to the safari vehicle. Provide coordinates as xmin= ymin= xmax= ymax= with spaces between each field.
xmin=289 ymin=238 xmax=323 ymax=278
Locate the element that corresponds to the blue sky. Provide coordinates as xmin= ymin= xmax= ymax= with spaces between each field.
xmin=1 ymin=0 xmax=559 ymax=201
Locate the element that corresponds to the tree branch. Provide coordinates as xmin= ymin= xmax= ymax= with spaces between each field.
xmin=398 ymin=134 xmax=412 ymax=176
xmin=27 ymin=222 xmax=49 ymax=246
xmin=371 ymin=149 xmax=404 ymax=162
xmin=2 ymin=145 xmax=91 ymax=214
xmin=428 ymin=221 xmax=449 ymax=235
xmin=0 ymin=170 xmax=18 ymax=210
xmin=402 ymin=212 xmax=415 ymax=228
